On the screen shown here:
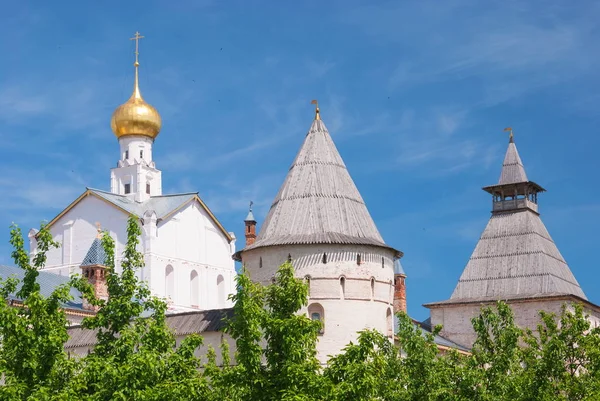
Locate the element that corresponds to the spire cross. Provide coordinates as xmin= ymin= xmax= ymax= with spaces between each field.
xmin=249 ymin=200 xmax=254 ymax=212
xmin=130 ymin=31 xmax=144 ymax=66
xmin=311 ymin=99 xmax=320 ymax=120
xmin=504 ymin=127 xmax=514 ymax=143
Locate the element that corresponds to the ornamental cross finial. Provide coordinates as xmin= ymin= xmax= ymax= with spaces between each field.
xmin=249 ymin=200 xmax=254 ymax=212
xmin=503 ymin=127 xmax=514 ymax=143
xmin=311 ymin=99 xmax=320 ymax=120
xmin=130 ymin=31 xmax=144 ymax=66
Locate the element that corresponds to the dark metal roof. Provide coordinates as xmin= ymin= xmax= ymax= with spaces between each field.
xmin=0 ymin=264 xmax=84 ymax=311
xmin=65 ymin=308 xmax=233 ymax=349
xmin=81 ymin=238 xmax=107 ymax=267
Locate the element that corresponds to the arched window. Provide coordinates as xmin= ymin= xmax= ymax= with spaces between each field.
xmin=308 ymin=303 xmax=325 ymax=334
xmin=371 ymin=277 xmax=375 ymax=300
xmin=190 ymin=270 xmax=199 ymax=307
xmin=259 ymin=257 xmax=263 ymax=268
xmin=217 ymin=275 xmax=225 ymax=306
xmin=357 ymin=253 xmax=362 ymax=265
xmin=146 ymin=182 xmax=150 ymax=194
xmin=340 ymin=276 xmax=346 ymax=299
xmin=382 ymin=257 xmax=385 ymax=268
xmin=165 ymin=265 xmax=174 ymax=302
xmin=387 ymin=308 xmax=393 ymax=338
xmin=322 ymin=253 xmax=327 ymax=264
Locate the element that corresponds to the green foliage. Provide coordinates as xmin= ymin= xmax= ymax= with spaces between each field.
xmin=0 ymin=222 xmax=75 ymax=400
xmin=3 ymin=218 xmax=600 ymax=400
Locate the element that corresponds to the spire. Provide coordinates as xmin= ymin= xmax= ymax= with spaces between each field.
xmin=244 ymin=201 xmax=257 ymax=246
xmin=131 ymin=31 xmax=144 ymax=100
xmin=243 ymin=104 xmax=400 ymax=257
xmin=311 ymin=99 xmax=320 ymax=120
xmin=245 ymin=201 xmax=256 ymax=222
xmin=498 ymin=128 xmax=528 ymax=185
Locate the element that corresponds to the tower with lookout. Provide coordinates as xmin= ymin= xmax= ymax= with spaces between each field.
xmin=425 ymin=128 xmax=600 ymax=348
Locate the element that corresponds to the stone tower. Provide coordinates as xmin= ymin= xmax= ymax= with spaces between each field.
xmin=425 ymin=130 xmax=598 ymax=348
xmin=235 ymin=103 xmax=403 ymax=363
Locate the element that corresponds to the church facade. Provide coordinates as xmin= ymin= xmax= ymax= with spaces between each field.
xmin=28 ymin=34 xmax=236 ymax=312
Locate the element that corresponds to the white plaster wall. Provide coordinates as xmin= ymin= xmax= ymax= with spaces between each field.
xmin=430 ymin=299 xmax=600 ymax=349
xmin=242 ymin=243 xmax=397 ymax=363
xmin=39 ymin=195 xmax=129 ymax=276
xmin=149 ymin=202 xmax=235 ymax=311
xmin=36 ymin=195 xmax=234 ymax=312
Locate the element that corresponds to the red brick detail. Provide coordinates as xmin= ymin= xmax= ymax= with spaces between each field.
xmin=82 ymin=265 xmax=108 ymax=312
xmin=393 ymin=274 xmax=407 ymax=314
xmin=245 ymin=221 xmax=257 ymax=246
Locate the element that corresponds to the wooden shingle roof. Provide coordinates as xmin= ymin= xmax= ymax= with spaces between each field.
xmin=426 ymin=137 xmax=586 ymax=306
xmin=243 ymin=117 xmax=400 ymax=256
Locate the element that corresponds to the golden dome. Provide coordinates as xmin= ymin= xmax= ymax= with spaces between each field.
xmin=111 ymin=33 xmax=161 ymax=140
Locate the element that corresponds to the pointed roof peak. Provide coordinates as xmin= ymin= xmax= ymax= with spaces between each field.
xmin=243 ymin=110 xmax=400 ymax=256
xmin=498 ymin=131 xmax=528 ymax=185
xmin=245 ymin=201 xmax=256 ymax=222
xmin=81 ymin=238 xmax=108 ymax=267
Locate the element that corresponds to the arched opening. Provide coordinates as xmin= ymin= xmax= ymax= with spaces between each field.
xmin=357 ymin=253 xmax=361 ymax=265
xmin=190 ymin=270 xmax=199 ymax=307
xmin=340 ymin=276 xmax=346 ymax=299
xmin=308 ymin=303 xmax=325 ymax=334
xmin=259 ymin=257 xmax=263 ymax=268
xmin=382 ymin=257 xmax=385 ymax=268
xmin=217 ymin=275 xmax=225 ymax=306
xmin=322 ymin=253 xmax=327 ymax=264
xmin=165 ymin=265 xmax=174 ymax=302
xmin=371 ymin=277 xmax=375 ymax=300
xmin=287 ymin=253 xmax=292 ymax=262
xmin=387 ymin=308 xmax=393 ymax=338
xmin=305 ymin=275 xmax=311 ymax=296
xmin=146 ymin=182 xmax=150 ymax=194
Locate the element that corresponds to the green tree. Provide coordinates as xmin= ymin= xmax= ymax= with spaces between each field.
xmin=210 ymin=262 xmax=327 ymax=400
xmin=0 ymin=223 xmax=76 ymax=400
xmin=63 ymin=216 xmax=209 ymax=400
xmin=520 ymin=304 xmax=600 ymax=401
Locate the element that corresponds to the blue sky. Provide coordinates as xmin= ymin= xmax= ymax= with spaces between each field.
xmin=0 ymin=0 xmax=598 ymax=320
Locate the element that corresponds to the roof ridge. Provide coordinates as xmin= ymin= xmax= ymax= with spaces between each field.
xmin=151 ymin=192 xmax=199 ymax=198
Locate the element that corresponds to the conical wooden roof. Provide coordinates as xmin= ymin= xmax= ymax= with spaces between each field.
xmin=434 ymin=138 xmax=586 ymax=304
xmin=498 ymin=137 xmax=528 ymax=185
xmin=244 ymin=118 xmax=398 ymax=254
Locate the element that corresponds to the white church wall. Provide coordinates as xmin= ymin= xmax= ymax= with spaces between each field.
xmin=148 ymin=201 xmax=235 ymax=311
xmin=242 ymin=243 xmax=397 ymax=363
xmin=40 ymin=195 xmax=129 ymax=276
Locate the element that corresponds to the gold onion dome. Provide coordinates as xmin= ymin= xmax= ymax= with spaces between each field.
xmin=111 ymin=32 xmax=162 ymax=140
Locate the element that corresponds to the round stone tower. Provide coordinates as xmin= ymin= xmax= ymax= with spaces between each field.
xmin=236 ymin=103 xmax=403 ymax=363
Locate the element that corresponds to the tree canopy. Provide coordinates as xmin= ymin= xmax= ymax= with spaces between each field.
xmin=1 ymin=216 xmax=600 ymax=400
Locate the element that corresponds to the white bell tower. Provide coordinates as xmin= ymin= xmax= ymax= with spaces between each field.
xmin=108 ymin=31 xmax=163 ymax=203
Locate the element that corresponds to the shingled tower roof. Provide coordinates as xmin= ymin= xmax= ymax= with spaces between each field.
xmin=428 ymin=133 xmax=586 ymax=305
xmin=498 ymin=135 xmax=528 ymax=185
xmin=242 ymin=107 xmax=400 ymax=257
